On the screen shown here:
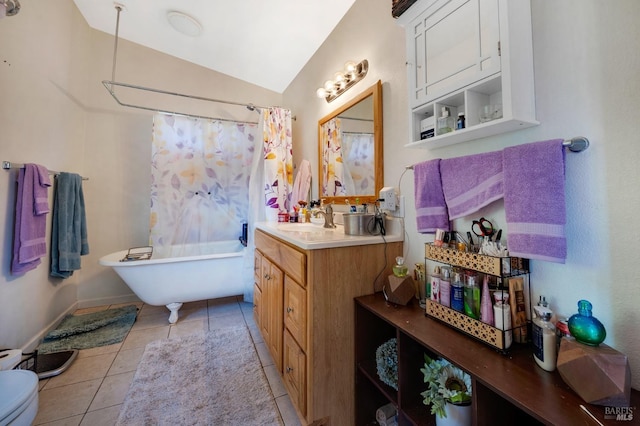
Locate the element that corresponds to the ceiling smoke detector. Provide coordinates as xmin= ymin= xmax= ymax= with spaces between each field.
xmin=167 ymin=11 xmax=203 ymax=37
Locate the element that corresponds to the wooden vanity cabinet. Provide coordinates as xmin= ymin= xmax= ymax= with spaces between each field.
xmin=254 ymin=228 xmax=403 ymax=425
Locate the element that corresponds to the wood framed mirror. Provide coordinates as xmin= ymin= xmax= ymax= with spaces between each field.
xmin=318 ymin=80 xmax=383 ymax=206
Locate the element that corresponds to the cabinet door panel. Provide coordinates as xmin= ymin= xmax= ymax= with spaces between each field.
xmin=284 ymin=331 xmax=307 ymax=417
xmin=284 ymin=276 xmax=307 ymax=352
xmin=267 ymin=261 xmax=284 ymax=373
xmin=411 ymin=0 xmax=500 ymax=105
xmin=253 ymin=283 xmax=262 ymax=331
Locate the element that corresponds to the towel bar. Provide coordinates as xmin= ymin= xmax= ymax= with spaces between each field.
xmin=2 ymin=161 xmax=89 ymax=180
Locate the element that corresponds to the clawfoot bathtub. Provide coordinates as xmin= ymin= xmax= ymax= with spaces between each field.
xmin=99 ymin=241 xmax=245 ymax=323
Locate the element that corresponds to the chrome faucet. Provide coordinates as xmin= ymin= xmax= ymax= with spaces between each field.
xmin=313 ymin=204 xmax=336 ymax=228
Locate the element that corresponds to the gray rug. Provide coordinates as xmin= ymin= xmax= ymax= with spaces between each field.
xmin=117 ymin=326 xmax=283 ymax=426
xmin=38 ymin=305 xmax=138 ymax=354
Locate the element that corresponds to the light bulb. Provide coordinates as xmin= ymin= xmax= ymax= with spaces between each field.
xmin=324 ymin=80 xmax=335 ymax=92
xmin=344 ymin=61 xmax=357 ymax=77
xmin=316 ymin=88 xmax=327 ymax=98
xmin=333 ymin=72 xmax=345 ymax=83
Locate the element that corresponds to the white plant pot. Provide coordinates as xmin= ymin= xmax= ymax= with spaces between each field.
xmin=435 ymin=403 xmax=472 ymax=426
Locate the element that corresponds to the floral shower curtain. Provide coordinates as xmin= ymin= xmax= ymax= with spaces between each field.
xmin=242 ymin=106 xmax=293 ymax=302
xmin=262 ymin=107 xmax=294 ymax=217
xmin=342 ymin=132 xmax=375 ymax=194
xmin=150 ymin=113 xmax=257 ymax=258
xmin=320 ymin=118 xmax=350 ymax=196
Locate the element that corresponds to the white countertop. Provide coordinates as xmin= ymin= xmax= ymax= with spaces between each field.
xmin=255 ymin=218 xmax=404 ymax=250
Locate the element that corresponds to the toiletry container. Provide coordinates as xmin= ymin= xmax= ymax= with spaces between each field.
xmin=437 ymin=107 xmax=454 ymax=134
xmin=450 ymin=271 xmax=464 ymax=312
xmin=480 ymin=275 xmax=494 ymax=326
xmin=456 ymin=112 xmax=466 ymax=130
xmin=0 ymin=350 xmax=39 ymax=426
xmin=430 ymin=266 xmax=440 ymax=303
xmin=533 ymin=306 xmax=557 ymax=371
xmin=493 ymin=291 xmax=512 ymax=349
xmin=463 ymin=272 xmax=480 ymax=319
xmin=439 ymin=267 xmax=451 ymax=308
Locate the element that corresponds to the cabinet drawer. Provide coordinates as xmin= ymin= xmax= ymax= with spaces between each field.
xmin=283 ymin=330 xmax=307 ymax=417
xmin=255 ymin=230 xmax=306 ymax=286
xmin=284 ymin=276 xmax=307 ymax=352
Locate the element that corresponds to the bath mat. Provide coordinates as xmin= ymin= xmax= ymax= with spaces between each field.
xmin=37 ymin=305 xmax=138 ymax=354
xmin=117 ymin=326 xmax=283 ymax=425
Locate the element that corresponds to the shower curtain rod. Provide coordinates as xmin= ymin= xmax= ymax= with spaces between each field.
xmin=2 ymin=161 xmax=89 ymax=180
xmin=102 ymin=80 xmax=262 ymax=125
xmin=103 ymin=4 xmax=281 ymax=125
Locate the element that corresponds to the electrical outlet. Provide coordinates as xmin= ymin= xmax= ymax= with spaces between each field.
xmin=379 ymin=187 xmax=397 ymax=211
xmin=389 ymin=195 xmax=405 ymax=218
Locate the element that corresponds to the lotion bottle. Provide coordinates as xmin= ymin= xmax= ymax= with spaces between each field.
xmin=429 ymin=266 xmax=440 ymax=304
xmin=532 ymin=306 xmax=557 ymax=371
xmin=439 ymin=266 xmax=451 ymax=308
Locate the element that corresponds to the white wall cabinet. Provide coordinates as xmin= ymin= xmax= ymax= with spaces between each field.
xmin=397 ymin=0 xmax=538 ymax=149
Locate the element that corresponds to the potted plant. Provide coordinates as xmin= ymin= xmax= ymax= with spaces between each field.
xmin=420 ymin=355 xmax=472 ymax=426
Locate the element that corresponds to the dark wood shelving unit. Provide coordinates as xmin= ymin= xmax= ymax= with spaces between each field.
xmin=355 ymin=292 xmax=639 ymax=426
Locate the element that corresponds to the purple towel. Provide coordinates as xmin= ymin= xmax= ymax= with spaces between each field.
xmin=11 ymin=164 xmax=51 ymax=275
xmin=503 ymin=139 xmax=566 ymax=263
xmin=440 ymin=151 xmax=504 ymax=219
xmin=414 ymin=159 xmax=449 ymax=233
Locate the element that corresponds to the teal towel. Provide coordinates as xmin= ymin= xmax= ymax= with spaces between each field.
xmin=51 ymin=172 xmax=89 ymax=278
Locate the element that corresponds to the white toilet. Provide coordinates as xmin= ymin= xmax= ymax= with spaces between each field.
xmin=0 ymin=350 xmax=39 ymax=426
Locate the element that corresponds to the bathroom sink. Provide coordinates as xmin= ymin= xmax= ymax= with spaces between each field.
xmin=275 ymin=223 xmax=336 ymax=233
xmin=255 ymin=219 xmax=403 ymax=250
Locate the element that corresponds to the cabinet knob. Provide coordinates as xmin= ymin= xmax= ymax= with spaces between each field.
xmin=286 ymin=307 xmax=293 ymax=313
xmin=286 ymin=366 xmax=293 ymax=373
xmin=264 ymin=274 xmax=270 ymax=280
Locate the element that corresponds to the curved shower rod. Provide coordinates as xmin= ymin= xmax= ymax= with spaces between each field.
xmin=104 ymin=4 xmax=271 ymax=123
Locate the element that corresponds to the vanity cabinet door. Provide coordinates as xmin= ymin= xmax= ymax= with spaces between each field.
xmin=284 ymin=276 xmax=307 ymax=352
xmin=283 ymin=330 xmax=307 ymax=417
xmin=407 ymin=0 xmax=500 ymax=108
xmin=256 ymin=251 xmax=284 ymax=373
xmin=265 ymin=258 xmax=284 ymax=373
xmin=253 ymin=283 xmax=262 ymax=329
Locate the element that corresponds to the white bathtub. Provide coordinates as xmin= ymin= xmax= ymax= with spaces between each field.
xmin=99 ymin=240 xmax=245 ymax=323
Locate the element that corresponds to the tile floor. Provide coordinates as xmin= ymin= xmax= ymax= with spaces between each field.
xmin=33 ymin=296 xmax=301 ymax=426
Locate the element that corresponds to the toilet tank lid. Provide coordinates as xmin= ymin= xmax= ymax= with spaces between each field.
xmin=0 ymin=370 xmax=38 ymax=414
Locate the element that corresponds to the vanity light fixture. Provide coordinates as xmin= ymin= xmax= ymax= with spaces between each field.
xmin=0 ymin=0 xmax=21 ymax=17
xmin=316 ymin=59 xmax=369 ymax=103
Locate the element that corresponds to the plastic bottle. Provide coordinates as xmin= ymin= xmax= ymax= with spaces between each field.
xmin=480 ymin=274 xmax=494 ymax=326
xmin=439 ymin=267 xmax=451 ymax=308
xmin=463 ymin=272 xmax=480 ymax=319
xmin=532 ymin=306 xmax=557 ymax=371
xmin=429 ymin=266 xmax=440 ymax=304
xmin=456 ymin=112 xmax=466 ymax=130
xmin=450 ymin=270 xmax=464 ymax=312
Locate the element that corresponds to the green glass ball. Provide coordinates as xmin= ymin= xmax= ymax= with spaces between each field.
xmin=568 ymin=300 xmax=606 ymax=346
